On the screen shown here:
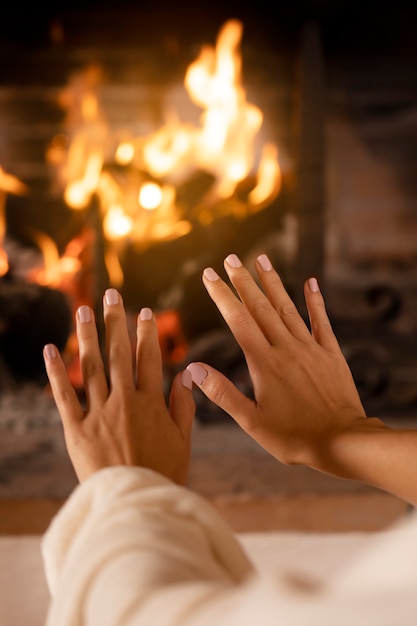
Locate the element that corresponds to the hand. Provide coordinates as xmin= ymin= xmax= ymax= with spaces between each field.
xmin=43 ymin=289 xmax=195 ymax=484
xmin=186 ymin=253 xmax=383 ymax=474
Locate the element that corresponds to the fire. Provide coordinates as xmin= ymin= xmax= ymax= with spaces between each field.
xmin=139 ymin=182 xmax=163 ymax=210
xmin=0 ymin=167 xmax=28 ymax=277
xmin=26 ymin=229 xmax=83 ymax=291
xmin=45 ymin=19 xmax=281 ymax=287
xmin=184 ymin=19 xmax=264 ymax=198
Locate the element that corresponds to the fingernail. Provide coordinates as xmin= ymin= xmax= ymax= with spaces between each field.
xmin=181 ymin=369 xmax=193 ymax=390
xmin=225 ymin=254 xmax=242 ymax=268
xmin=203 ymin=267 xmax=219 ymax=282
xmin=308 ymin=277 xmax=319 ymax=293
xmin=44 ymin=344 xmax=57 ymax=360
xmin=105 ymin=288 xmax=119 ymax=306
xmin=78 ymin=305 xmax=92 ymax=323
xmin=140 ymin=307 xmax=153 ymax=321
xmin=186 ymin=363 xmax=208 ymax=386
xmin=257 ymin=253 xmax=273 ymax=271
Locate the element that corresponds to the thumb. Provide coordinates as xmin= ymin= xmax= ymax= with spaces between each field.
xmin=186 ymin=362 xmax=255 ymax=427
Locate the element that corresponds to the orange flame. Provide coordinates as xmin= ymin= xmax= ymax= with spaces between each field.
xmin=26 ymin=229 xmax=82 ymax=289
xmin=46 ymin=20 xmax=281 ymax=288
xmin=0 ymin=167 xmax=28 ymax=277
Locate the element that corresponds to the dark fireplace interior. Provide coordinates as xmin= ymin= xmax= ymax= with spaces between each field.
xmin=1 ymin=0 xmax=417 ymax=504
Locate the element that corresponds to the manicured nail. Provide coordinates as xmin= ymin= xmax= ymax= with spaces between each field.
xmin=105 ymin=288 xmax=119 ymax=306
xmin=257 ymin=253 xmax=273 ymax=271
xmin=186 ymin=363 xmax=208 ymax=386
xmin=181 ymin=369 xmax=193 ymax=390
xmin=203 ymin=267 xmax=219 ymax=282
xmin=139 ymin=307 xmax=153 ymax=321
xmin=225 ymin=254 xmax=242 ymax=268
xmin=78 ymin=305 xmax=92 ymax=323
xmin=44 ymin=344 xmax=57 ymax=360
xmin=308 ymin=277 xmax=319 ymax=293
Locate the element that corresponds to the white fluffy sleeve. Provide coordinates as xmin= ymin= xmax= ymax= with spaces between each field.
xmin=41 ymin=466 xmax=417 ymax=626
xmin=41 ymin=466 xmax=253 ymax=626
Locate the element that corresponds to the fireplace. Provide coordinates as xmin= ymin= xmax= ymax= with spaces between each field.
xmin=1 ymin=1 xmax=417 ymax=422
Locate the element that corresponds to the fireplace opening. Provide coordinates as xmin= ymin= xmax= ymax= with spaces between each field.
xmin=0 ymin=1 xmax=417 ymax=423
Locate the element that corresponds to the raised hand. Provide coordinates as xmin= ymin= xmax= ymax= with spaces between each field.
xmin=43 ymin=289 xmax=195 ymax=484
xmin=186 ymin=254 xmax=385 ymax=475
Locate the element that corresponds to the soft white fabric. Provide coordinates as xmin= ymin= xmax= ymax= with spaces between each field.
xmin=42 ymin=466 xmax=417 ymax=625
xmin=0 ymin=531 xmax=399 ymax=625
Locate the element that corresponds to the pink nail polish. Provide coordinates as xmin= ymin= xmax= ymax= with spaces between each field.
xmin=78 ymin=305 xmax=92 ymax=323
xmin=181 ymin=369 xmax=193 ymax=390
xmin=186 ymin=363 xmax=208 ymax=386
xmin=105 ymin=288 xmax=119 ymax=306
xmin=308 ymin=277 xmax=319 ymax=293
xmin=44 ymin=344 xmax=57 ymax=360
xmin=140 ymin=307 xmax=153 ymax=321
xmin=257 ymin=254 xmax=273 ymax=271
xmin=225 ymin=253 xmax=242 ymax=268
xmin=203 ymin=267 xmax=219 ymax=282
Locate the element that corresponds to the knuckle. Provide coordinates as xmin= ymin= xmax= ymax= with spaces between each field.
xmin=278 ymin=302 xmax=298 ymax=318
xmin=58 ymin=388 xmax=75 ymax=406
xmin=83 ymin=359 xmax=105 ymax=379
xmin=206 ymin=380 xmax=229 ymax=408
xmin=265 ymin=272 xmax=283 ymax=287
xmin=251 ymin=297 xmax=272 ymax=316
xmin=109 ymin=341 xmax=131 ymax=362
xmin=228 ymin=308 xmax=250 ymax=327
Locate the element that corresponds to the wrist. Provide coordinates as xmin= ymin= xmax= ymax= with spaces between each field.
xmin=310 ymin=417 xmax=390 ymax=480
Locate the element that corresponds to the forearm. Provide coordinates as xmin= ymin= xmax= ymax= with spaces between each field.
xmin=313 ymin=419 xmax=417 ymax=506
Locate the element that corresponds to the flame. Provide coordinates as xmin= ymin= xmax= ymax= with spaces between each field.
xmin=0 ymin=167 xmax=28 ymax=195
xmin=27 ymin=230 xmax=82 ymax=288
xmin=0 ymin=167 xmax=28 ymax=277
xmin=64 ymin=149 xmax=103 ymax=209
xmin=184 ymin=19 xmax=264 ymax=197
xmin=248 ymin=143 xmax=282 ymax=209
xmin=46 ymin=20 xmax=281 ymax=288
xmin=0 ymin=248 xmax=8 ymax=276
xmin=104 ymin=245 xmax=124 ymax=287
xmin=115 ymin=142 xmax=135 ymax=165
xmin=139 ymin=182 xmax=163 ymax=210
xmin=103 ymin=205 xmax=133 ymax=240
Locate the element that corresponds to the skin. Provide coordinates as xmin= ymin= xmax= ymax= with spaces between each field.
xmin=44 ymin=253 xmax=417 ymax=506
xmin=43 ymin=290 xmax=195 ymax=485
xmin=186 ymin=254 xmax=417 ymax=506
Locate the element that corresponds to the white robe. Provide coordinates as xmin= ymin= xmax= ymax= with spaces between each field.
xmin=42 ymin=466 xmax=417 ymax=625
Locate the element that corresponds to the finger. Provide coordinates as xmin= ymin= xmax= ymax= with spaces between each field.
xmin=103 ymin=289 xmax=135 ymax=393
xmin=43 ymin=344 xmax=83 ymax=428
xmin=168 ymin=370 xmax=195 ymax=439
xmin=135 ymin=307 xmax=163 ymax=393
xmin=202 ymin=267 xmax=270 ymax=357
xmin=186 ymin=362 xmax=256 ymax=429
xmin=76 ymin=305 xmax=108 ymax=407
xmin=224 ymin=253 xmax=301 ymax=345
xmin=304 ymin=277 xmax=340 ymax=352
xmin=254 ymin=253 xmax=312 ymax=343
